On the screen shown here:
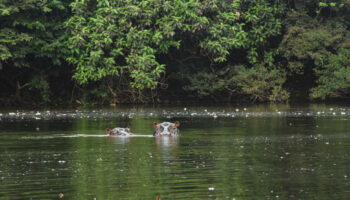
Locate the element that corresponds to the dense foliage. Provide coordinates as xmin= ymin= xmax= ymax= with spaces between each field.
xmin=0 ymin=0 xmax=349 ymax=106
xmin=0 ymin=0 xmax=71 ymax=104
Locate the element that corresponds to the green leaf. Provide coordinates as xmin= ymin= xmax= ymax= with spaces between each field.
xmin=319 ymin=2 xmax=328 ymax=8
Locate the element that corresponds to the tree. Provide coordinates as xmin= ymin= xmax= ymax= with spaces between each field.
xmin=279 ymin=0 xmax=350 ymax=100
xmin=0 ymin=0 xmax=71 ymax=103
xmin=66 ymin=0 xmax=287 ymax=103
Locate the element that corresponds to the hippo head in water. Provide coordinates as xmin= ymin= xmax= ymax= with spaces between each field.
xmin=106 ymin=127 xmax=132 ymax=136
xmin=153 ymin=121 xmax=180 ymax=136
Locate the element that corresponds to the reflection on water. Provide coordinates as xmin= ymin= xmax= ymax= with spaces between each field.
xmin=0 ymin=104 xmax=350 ymax=199
xmin=106 ymin=135 xmax=131 ymax=145
xmin=155 ymin=135 xmax=180 ymax=148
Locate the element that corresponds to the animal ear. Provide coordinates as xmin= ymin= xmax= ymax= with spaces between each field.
xmin=153 ymin=122 xmax=158 ymax=127
xmin=106 ymin=128 xmax=111 ymax=134
xmin=175 ymin=121 xmax=180 ymax=127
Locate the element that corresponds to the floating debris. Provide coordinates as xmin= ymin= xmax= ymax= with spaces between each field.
xmin=1 ymin=107 xmax=350 ymax=121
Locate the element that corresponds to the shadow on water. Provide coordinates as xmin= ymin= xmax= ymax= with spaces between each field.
xmin=0 ymin=104 xmax=350 ymax=199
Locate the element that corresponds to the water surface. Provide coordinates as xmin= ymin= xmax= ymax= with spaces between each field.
xmin=0 ymin=104 xmax=349 ymax=199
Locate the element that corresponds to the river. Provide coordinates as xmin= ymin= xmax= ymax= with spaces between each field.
xmin=0 ymin=104 xmax=349 ymax=199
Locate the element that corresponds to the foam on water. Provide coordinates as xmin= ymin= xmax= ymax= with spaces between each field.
xmin=2 ymin=106 xmax=350 ymax=121
xmin=21 ymin=134 xmax=154 ymax=139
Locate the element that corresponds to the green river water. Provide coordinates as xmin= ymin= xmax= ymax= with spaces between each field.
xmin=0 ymin=104 xmax=349 ymax=199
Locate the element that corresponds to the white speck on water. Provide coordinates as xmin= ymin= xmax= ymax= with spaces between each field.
xmin=244 ymin=108 xmax=247 ymax=111
xmin=208 ymin=187 xmax=215 ymax=191
xmin=240 ymin=146 xmax=244 ymax=148
xmin=325 ymin=142 xmax=329 ymax=145
xmin=58 ymin=160 xmax=66 ymax=164
xmin=9 ymin=112 xmax=15 ymax=116
xmin=235 ymin=109 xmax=239 ymax=112
xmin=184 ymin=107 xmax=187 ymax=111
xmin=35 ymin=112 xmax=41 ymax=116
xmin=330 ymin=108 xmax=333 ymax=111
xmin=341 ymin=112 xmax=346 ymax=115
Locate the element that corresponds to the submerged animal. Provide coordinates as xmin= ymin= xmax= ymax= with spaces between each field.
xmin=106 ymin=127 xmax=132 ymax=136
xmin=153 ymin=121 xmax=180 ymax=136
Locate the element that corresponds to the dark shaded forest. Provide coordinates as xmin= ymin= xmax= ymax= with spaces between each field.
xmin=1 ymin=0 xmax=349 ymax=106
